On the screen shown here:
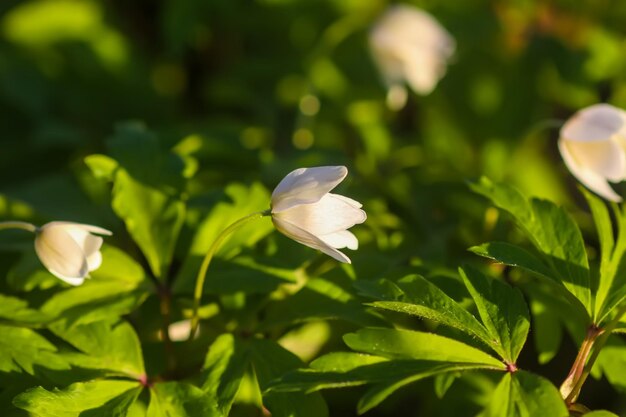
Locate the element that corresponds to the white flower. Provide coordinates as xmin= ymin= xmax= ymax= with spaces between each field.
xmin=369 ymin=4 xmax=455 ymax=110
xmin=558 ymin=103 xmax=626 ymax=202
xmin=34 ymin=221 xmax=112 ymax=286
xmin=271 ymin=166 xmax=366 ymax=264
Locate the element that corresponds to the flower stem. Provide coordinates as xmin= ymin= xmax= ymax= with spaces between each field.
xmin=188 ymin=210 xmax=270 ymax=340
xmin=0 ymin=221 xmax=37 ymax=233
xmin=564 ymin=304 xmax=626 ymax=406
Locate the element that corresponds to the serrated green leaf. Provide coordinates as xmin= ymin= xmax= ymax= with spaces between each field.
xmin=13 ymin=380 xmax=141 ymax=417
xmin=51 ymin=321 xmax=145 ymax=378
xmin=0 ymin=325 xmax=68 ymax=375
xmin=250 ymin=339 xmax=329 ymax=417
xmin=470 ymin=177 xmax=591 ymax=318
xmin=201 ymin=334 xmax=249 ymax=416
xmin=460 ymin=266 xmax=530 ymax=363
xmin=482 ymin=371 xmax=568 ymax=417
xmin=0 ymin=295 xmax=50 ymax=325
xmin=343 ymin=328 xmax=505 ymax=369
xmin=469 ymin=242 xmax=589 ymax=320
xmin=357 ymin=275 xmax=492 ymax=348
xmin=104 ymin=123 xmax=187 ymax=279
xmin=84 ymin=154 xmax=119 ymax=181
xmin=147 ymin=382 xmax=220 ymax=417
xmin=469 ymin=242 xmax=555 ymax=282
xmin=268 ymin=352 xmax=487 ymax=414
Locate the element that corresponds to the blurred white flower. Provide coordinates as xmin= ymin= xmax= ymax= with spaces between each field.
xmin=34 ymin=221 xmax=112 ymax=286
xmin=369 ymin=5 xmax=455 ymax=110
xmin=558 ymin=103 xmax=626 ymax=202
xmin=271 ymin=166 xmax=366 ymax=263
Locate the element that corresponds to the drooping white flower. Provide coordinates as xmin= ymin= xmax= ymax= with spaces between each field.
xmin=271 ymin=166 xmax=366 ymax=263
xmin=558 ymin=103 xmax=626 ymax=202
xmin=34 ymin=221 xmax=112 ymax=286
xmin=369 ymin=4 xmax=455 ymax=110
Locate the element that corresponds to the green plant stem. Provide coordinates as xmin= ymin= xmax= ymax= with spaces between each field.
xmin=560 ymin=325 xmax=601 ymax=399
xmin=188 ymin=210 xmax=269 ymax=340
xmin=0 ymin=221 xmax=37 ymax=232
xmin=565 ymin=304 xmax=626 ymax=406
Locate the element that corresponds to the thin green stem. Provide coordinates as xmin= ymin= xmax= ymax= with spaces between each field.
xmin=188 ymin=210 xmax=270 ymax=340
xmin=565 ymin=304 xmax=626 ymax=406
xmin=0 ymin=221 xmax=37 ymax=233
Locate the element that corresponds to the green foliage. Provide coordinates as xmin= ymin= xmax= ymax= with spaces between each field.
xmin=470 ymin=177 xmax=592 ymax=319
xmin=482 ymin=372 xmax=568 ymax=417
xmin=13 ymin=380 xmax=142 ymax=417
xmin=4 ymin=0 xmax=626 ymax=415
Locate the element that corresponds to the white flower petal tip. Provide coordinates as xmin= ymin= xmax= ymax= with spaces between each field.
xmin=559 ymin=103 xmax=626 ymax=202
xmin=271 ymin=166 xmax=365 ymax=263
xmin=369 ymin=4 xmax=455 ymax=107
xmin=34 ymin=221 xmax=112 ymax=284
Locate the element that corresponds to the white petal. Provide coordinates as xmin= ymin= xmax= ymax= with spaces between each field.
xmin=319 ymin=230 xmax=359 ymax=250
xmin=41 ymin=221 xmax=112 ymax=236
xmin=561 ymin=103 xmax=626 ymax=143
xmin=274 ymin=193 xmax=366 ymax=236
xmin=272 ymin=216 xmax=351 ymax=263
xmin=271 ymin=166 xmax=348 ymax=213
xmin=34 ymin=226 xmax=89 ymax=282
xmin=63 ymin=228 xmax=104 ymax=272
xmin=559 ymin=138 xmax=623 ymax=202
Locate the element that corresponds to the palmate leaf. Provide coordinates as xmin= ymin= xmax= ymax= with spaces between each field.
xmin=86 ymin=122 xmax=188 ymax=280
xmin=469 ymin=242 xmax=589 ymax=322
xmin=0 ymin=325 xmax=68 ymax=375
xmin=13 ymin=380 xmax=142 ymax=417
xmin=459 ymin=266 xmax=530 ymax=364
xmin=482 ymin=371 xmax=567 ymax=417
xmin=470 ymin=177 xmax=591 ymax=318
xmin=355 ymin=275 xmax=493 ymax=350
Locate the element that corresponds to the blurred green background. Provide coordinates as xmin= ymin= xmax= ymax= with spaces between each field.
xmin=1 ymin=0 xmax=626 ymax=415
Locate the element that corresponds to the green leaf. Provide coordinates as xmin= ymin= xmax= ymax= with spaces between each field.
xmin=0 ymin=325 xmax=68 ymax=374
xmin=250 ymin=339 xmax=329 ymax=417
xmin=0 ymin=295 xmax=50 ymax=325
xmin=482 ymin=371 xmax=568 ymax=417
xmin=595 ymin=201 xmax=626 ymax=323
xmin=469 ymin=242 xmax=589 ymax=321
xmin=268 ymin=352 xmax=489 ymax=414
xmin=469 ymin=242 xmax=555 ymax=282
xmin=460 ymin=266 xmax=530 ymax=363
xmin=174 ymin=182 xmax=273 ymax=293
xmin=13 ymin=380 xmax=141 ymax=417
xmin=103 ymin=123 xmax=187 ymax=279
xmin=51 ymin=320 xmax=145 ymax=378
xmin=40 ymin=246 xmax=148 ymax=327
xmin=147 ymin=382 xmax=220 ymax=417
xmin=343 ymin=328 xmax=505 ymax=369
xmin=470 ymin=177 xmax=591 ymax=317
xmin=356 ymin=275 xmax=493 ymax=348
xmin=201 ymin=334 xmax=249 ymax=416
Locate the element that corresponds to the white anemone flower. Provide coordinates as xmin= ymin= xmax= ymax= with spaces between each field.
xmin=34 ymin=221 xmax=113 ymax=286
xmin=271 ymin=166 xmax=366 ymax=264
xmin=558 ymin=103 xmax=626 ymax=202
xmin=369 ymin=4 xmax=455 ymax=110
